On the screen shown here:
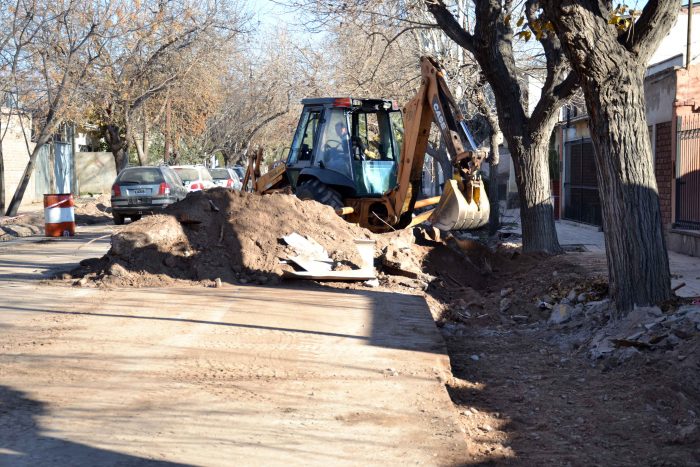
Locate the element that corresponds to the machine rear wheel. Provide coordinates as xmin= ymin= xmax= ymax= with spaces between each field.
xmin=296 ymin=179 xmax=344 ymax=210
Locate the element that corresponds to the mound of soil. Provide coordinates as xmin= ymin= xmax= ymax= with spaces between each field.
xmin=74 ymin=194 xmax=112 ymax=224
xmin=0 ymin=195 xmax=112 ymax=240
xmin=74 ymin=189 xmax=372 ymax=287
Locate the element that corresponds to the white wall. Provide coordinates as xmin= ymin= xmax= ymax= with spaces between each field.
xmin=648 ymin=10 xmax=700 ymax=70
xmin=645 ymin=69 xmax=677 ymax=125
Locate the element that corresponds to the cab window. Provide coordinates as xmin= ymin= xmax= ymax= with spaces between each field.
xmin=288 ymin=109 xmax=321 ymax=164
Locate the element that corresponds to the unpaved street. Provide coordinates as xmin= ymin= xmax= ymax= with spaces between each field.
xmin=0 ymin=229 xmax=465 ymax=466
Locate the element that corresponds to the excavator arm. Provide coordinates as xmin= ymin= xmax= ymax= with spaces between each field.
xmin=389 ymin=56 xmax=489 ymax=231
xmin=242 ymin=147 xmax=288 ymax=193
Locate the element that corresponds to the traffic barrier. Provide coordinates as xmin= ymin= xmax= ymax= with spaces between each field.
xmin=44 ymin=194 xmax=75 ymax=237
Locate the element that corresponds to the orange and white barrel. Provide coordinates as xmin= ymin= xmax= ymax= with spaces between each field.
xmin=44 ymin=194 xmax=75 ymax=237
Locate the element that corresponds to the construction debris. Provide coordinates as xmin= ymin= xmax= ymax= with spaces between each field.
xmin=281 ymin=232 xmax=376 ymax=280
xmin=588 ymin=304 xmax=700 ymax=359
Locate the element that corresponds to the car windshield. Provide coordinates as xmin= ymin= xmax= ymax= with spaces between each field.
xmin=199 ymin=169 xmax=213 ymax=181
xmin=209 ymin=168 xmax=229 ymax=179
xmin=117 ymin=168 xmax=164 ymax=185
xmin=173 ymin=168 xmax=199 ymax=182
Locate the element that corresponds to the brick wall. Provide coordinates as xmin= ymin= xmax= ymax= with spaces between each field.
xmin=674 ymin=63 xmax=700 ymax=117
xmin=655 ymin=121 xmax=673 ymax=226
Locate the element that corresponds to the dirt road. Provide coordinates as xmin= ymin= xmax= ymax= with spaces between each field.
xmin=0 ymin=228 xmax=466 ymax=466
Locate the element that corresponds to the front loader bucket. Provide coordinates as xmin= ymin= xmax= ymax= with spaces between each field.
xmin=428 ymin=179 xmax=489 ymax=231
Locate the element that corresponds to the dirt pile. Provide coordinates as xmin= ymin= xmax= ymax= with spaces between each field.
xmin=0 ymin=214 xmax=43 ymax=240
xmin=74 ymin=194 xmax=112 ymax=224
xmin=72 ymin=189 xmax=372 ymax=287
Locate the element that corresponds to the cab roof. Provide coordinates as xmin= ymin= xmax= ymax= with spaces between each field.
xmin=301 ymin=97 xmax=397 ymax=110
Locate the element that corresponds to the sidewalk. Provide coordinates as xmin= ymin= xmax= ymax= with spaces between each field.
xmin=555 ymin=220 xmax=700 ymax=298
xmin=500 ymin=209 xmax=700 ymax=298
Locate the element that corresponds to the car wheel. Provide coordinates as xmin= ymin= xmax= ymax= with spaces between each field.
xmin=130 ymin=214 xmax=142 ymax=222
xmin=113 ymin=212 xmax=125 ymax=225
xmin=295 ymin=179 xmax=344 ymax=210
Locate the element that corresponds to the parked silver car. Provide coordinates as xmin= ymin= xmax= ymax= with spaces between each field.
xmin=209 ymin=167 xmax=242 ymax=191
xmin=110 ymin=166 xmax=188 ymax=225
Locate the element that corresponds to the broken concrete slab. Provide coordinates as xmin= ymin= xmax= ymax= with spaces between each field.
xmin=549 ymin=303 xmax=573 ymax=325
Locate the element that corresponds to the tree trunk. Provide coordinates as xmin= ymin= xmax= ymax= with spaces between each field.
xmin=105 ymin=124 xmax=129 ymax=172
xmin=133 ymin=133 xmax=147 ymax=166
xmin=221 ymin=149 xmax=233 ymax=167
xmin=508 ymin=133 xmax=562 ymax=254
xmin=426 ymin=140 xmax=451 ymax=192
xmin=48 ymin=142 xmax=56 ymax=193
xmin=541 ymin=0 xmax=677 ymax=313
xmin=582 ymin=66 xmax=671 ymax=312
xmin=142 ymin=121 xmax=149 ymax=162
xmin=5 ymin=136 xmax=52 ymax=216
xmin=0 ymin=132 xmax=5 ymax=214
xmin=164 ymin=97 xmax=171 ymax=163
xmin=426 ymin=1 xmax=574 ymax=254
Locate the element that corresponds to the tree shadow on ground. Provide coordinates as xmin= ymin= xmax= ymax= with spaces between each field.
xmin=0 ymin=385 xmax=192 ymax=466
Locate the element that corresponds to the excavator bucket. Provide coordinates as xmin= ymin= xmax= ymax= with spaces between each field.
xmin=428 ymin=179 xmax=490 ymax=231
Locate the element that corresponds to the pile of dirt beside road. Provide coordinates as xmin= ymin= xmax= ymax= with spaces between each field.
xmin=0 ymin=213 xmax=43 ymax=240
xmin=74 ymin=194 xmax=112 ymax=224
xmin=0 ymin=195 xmax=112 ymax=241
xmin=70 ymin=189 xmax=371 ymax=287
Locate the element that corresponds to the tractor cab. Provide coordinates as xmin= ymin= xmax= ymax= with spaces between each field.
xmin=285 ymin=97 xmax=404 ymax=198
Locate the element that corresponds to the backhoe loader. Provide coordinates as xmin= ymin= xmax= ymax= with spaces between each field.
xmin=243 ymin=56 xmax=489 ymax=233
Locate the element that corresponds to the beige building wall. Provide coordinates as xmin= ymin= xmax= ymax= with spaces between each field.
xmin=75 ymin=152 xmax=116 ymax=195
xmin=1 ymin=110 xmax=39 ymax=208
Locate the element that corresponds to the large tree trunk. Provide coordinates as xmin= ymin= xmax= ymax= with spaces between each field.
xmin=426 ymin=0 xmax=575 ymax=254
xmin=508 ymin=132 xmax=562 ymax=254
xmin=542 ymin=0 xmax=677 ymax=313
xmin=583 ymin=66 xmax=671 ymax=311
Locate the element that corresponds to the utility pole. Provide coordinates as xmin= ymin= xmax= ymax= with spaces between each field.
xmin=688 ymin=1 xmax=693 ymax=69
xmin=164 ymin=97 xmax=171 ymax=163
xmin=70 ymin=123 xmax=78 ymax=195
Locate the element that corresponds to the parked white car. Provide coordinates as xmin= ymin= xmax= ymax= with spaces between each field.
xmin=171 ymin=166 xmax=215 ymax=192
xmin=208 ymin=167 xmax=243 ymax=191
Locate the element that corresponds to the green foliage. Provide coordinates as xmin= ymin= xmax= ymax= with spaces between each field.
xmin=510 ymin=3 xmax=639 ymax=42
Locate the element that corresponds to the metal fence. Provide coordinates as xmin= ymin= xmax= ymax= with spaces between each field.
xmin=563 ymin=138 xmax=602 ymax=226
xmin=675 ymin=114 xmax=700 ymax=230
xmin=34 ymin=141 xmax=74 ymax=199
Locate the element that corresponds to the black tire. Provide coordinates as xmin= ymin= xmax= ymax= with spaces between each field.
xmin=113 ymin=212 xmax=124 ymax=225
xmin=295 ymin=179 xmax=344 ymax=210
xmin=129 ymin=214 xmax=142 ymax=222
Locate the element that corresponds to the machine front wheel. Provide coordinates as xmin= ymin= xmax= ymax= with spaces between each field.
xmin=295 ymin=179 xmax=344 ymax=210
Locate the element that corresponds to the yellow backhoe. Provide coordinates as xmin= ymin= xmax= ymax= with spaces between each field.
xmin=243 ymin=56 xmax=489 ymax=233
